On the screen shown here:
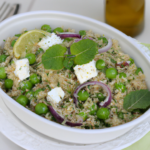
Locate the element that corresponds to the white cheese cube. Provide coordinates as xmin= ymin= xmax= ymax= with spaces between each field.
xmin=74 ymin=60 xmax=98 ymax=84
xmin=47 ymin=87 xmax=65 ymax=104
xmin=37 ymin=33 xmax=63 ymax=51
xmin=14 ymin=58 xmax=30 ymax=82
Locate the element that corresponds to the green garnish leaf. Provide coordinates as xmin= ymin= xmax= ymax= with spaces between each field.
xmin=123 ymin=89 xmax=150 ymax=111
xmin=110 ymin=58 xmax=116 ymax=63
xmin=70 ymin=39 xmax=98 ymax=65
xmin=15 ymin=34 xmax=22 ymax=37
xmin=63 ymin=38 xmax=73 ymax=42
xmin=42 ymin=44 xmax=67 ymax=70
xmin=98 ymin=37 xmax=108 ymax=44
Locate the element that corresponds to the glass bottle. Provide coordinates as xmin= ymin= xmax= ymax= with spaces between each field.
xmin=105 ymin=0 xmax=145 ymax=37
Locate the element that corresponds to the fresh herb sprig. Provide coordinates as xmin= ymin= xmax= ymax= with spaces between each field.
xmin=42 ymin=39 xmax=98 ymax=70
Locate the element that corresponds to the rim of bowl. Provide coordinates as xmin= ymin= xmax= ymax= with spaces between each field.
xmin=0 ymin=10 xmax=150 ymax=134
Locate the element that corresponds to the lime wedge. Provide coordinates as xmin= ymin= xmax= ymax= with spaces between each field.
xmin=13 ymin=29 xmax=50 ymax=58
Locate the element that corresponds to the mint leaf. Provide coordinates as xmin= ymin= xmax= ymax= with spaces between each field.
xmin=42 ymin=45 xmax=67 ymax=70
xmin=70 ymin=39 xmax=98 ymax=65
xmin=123 ymin=89 xmax=150 ymax=111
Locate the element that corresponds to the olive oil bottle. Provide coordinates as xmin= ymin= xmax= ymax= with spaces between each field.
xmin=105 ymin=0 xmax=145 ymax=37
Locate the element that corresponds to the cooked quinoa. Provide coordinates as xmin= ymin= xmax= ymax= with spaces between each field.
xmin=0 ymin=25 xmax=147 ymax=129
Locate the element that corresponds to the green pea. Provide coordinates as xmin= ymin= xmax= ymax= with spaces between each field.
xmin=97 ymin=93 xmax=105 ymax=102
xmin=34 ymin=89 xmax=43 ymax=97
xmin=106 ymin=68 xmax=118 ymax=79
xmin=119 ymin=72 xmax=127 ymax=78
xmin=20 ymin=81 xmax=33 ymax=91
xmin=16 ymin=95 xmax=29 ymax=107
xmin=115 ymin=82 xmax=126 ymax=93
xmin=135 ymin=68 xmax=143 ymax=75
xmin=53 ymin=27 xmax=64 ymax=33
xmin=117 ymin=112 xmax=124 ymax=119
xmin=79 ymin=30 xmax=86 ymax=36
xmin=0 ymin=55 xmax=7 ymax=63
xmin=89 ymin=103 xmax=97 ymax=115
xmin=30 ymin=74 xmax=40 ymax=85
xmin=25 ymin=53 xmax=36 ymax=64
xmin=129 ymin=58 xmax=134 ymax=65
xmin=35 ymin=103 xmax=49 ymax=115
xmin=78 ymin=112 xmax=87 ymax=121
xmin=0 ymin=67 xmax=6 ymax=79
xmin=41 ymin=24 xmax=51 ymax=32
xmin=97 ymin=108 xmax=110 ymax=119
xmin=98 ymin=37 xmax=108 ymax=44
xmin=4 ymin=79 xmax=13 ymax=89
xmin=11 ymin=40 xmax=16 ymax=47
xmin=77 ymin=90 xmax=89 ymax=101
xmin=25 ymin=91 xmax=34 ymax=100
xmin=96 ymin=59 xmax=105 ymax=70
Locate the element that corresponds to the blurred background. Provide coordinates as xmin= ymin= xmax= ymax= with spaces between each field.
xmin=0 ymin=0 xmax=150 ymax=43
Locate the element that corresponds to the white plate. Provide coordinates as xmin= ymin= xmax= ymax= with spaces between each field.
xmin=0 ymin=37 xmax=150 ymax=150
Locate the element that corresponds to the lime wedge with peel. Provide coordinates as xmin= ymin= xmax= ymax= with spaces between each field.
xmin=13 ymin=29 xmax=50 ymax=58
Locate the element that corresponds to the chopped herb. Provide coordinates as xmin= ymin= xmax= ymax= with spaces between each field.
xmin=113 ymin=99 xmax=117 ymax=103
xmin=46 ymin=85 xmax=51 ymax=90
xmin=15 ymin=34 xmax=21 ymax=37
xmin=117 ymin=112 xmax=124 ymax=119
xmin=68 ymin=73 xmax=71 ymax=78
xmin=57 ymin=82 xmax=60 ymax=87
xmin=110 ymin=58 xmax=116 ymax=63
xmin=98 ymin=37 xmax=108 ymax=44
xmin=121 ymin=64 xmax=124 ymax=67
xmin=63 ymin=38 xmax=73 ymax=42
xmin=36 ymin=48 xmax=44 ymax=55
xmin=3 ymin=39 xmax=5 ymax=42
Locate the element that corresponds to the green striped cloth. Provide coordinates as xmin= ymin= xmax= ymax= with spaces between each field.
xmin=123 ymin=43 xmax=150 ymax=150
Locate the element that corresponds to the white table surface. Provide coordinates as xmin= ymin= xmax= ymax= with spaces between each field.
xmin=0 ymin=0 xmax=150 ymax=149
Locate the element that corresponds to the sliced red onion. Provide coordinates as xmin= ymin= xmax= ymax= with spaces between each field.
xmin=116 ymin=61 xmax=130 ymax=68
xmin=48 ymin=105 xmax=82 ymax=127
xmin=74 ymin=37 xmax=93 ymax=43
xmin=98 ymin=38 xmax=112 ymax=53
xmin=73 ymin=81 xmax=112 ymax=107
xmin=57 ymin=32 xmax=81 ymax=39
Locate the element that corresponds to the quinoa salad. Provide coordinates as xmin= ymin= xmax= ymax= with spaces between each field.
xmin=0 ymin=24 xmax=149 ymax=129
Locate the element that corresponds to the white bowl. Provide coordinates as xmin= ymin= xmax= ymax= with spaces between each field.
xmin=0 ymin=11 xmax=150 ymax=144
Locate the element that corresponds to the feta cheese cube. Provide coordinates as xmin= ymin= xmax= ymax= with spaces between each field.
xmin=47 ymin=87 xmax=65 ymax=104
xmin=14 ymin=58 xmax=30 ymax=82
xmin=74 ymin=60 xmax=98 ymax=84
xmin=37 ymin=33 xmax=63 ymax=51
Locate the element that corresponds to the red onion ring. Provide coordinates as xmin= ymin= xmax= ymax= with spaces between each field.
xmin=48 ymin=105 xmax=82 ymax=127
xmin=116 ymin=61 xmax=130 ymax=68
xmin=98 ymin=38 xmax=112 ymax=53
xmin=57 ymin=32 xmax=81 ymax=39
xmin=73 ymin=81 xmax=112 ymax=107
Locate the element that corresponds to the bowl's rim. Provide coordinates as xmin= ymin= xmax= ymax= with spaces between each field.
xmin=0 ymin=10 xmax=150 ymax=134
